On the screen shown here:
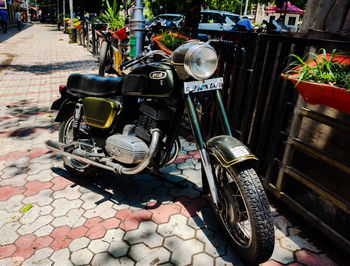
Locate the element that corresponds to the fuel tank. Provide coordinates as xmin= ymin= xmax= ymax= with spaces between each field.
xmin=121 ymin=63 xmax=180 ymax=98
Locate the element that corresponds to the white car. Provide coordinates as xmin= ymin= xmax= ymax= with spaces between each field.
xmin=198 ymin=10 xmax=240 ymax=31
xmin=172 ymin=10 xmax=240 ymax=31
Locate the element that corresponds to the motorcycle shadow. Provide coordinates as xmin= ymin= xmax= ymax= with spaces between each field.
xmin=51 ymin=165 xmax=245 ymax=265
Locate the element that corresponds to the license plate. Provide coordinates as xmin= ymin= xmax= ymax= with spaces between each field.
xmin=184 ymin=77 xmax=223 ymax=94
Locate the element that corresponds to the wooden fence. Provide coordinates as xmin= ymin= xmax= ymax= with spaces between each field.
xmin=198 ymin=30 xmax=350 ymax=253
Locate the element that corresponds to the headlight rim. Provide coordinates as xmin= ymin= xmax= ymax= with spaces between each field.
xmin=184 ymin=43 xmax=218 ymax=80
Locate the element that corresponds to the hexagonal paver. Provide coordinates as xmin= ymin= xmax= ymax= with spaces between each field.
xmin=129 ymin=243 xmax=171 ymax=265
xmin=215 ymin=246 xmax=243 ymax=266
xmin=0 ymin=222 xmax=21 ymax=245
xmin=196 ymin=229 xmax=227 ymax=257
xmin=125 ymin=221 xmax=163 ymax=248
xmin=25 ymin=247 xmax=54 ymax=265
xmin=0 ymin=174 xmax=27 ymax=187
xmin=165 ymin=236 xmax=204 ymax=265
xmin=22 ymin=189 xmax=54 ymax=207
xmin=147 ymin=202 xmax=181 ymax=224
xmin=270 ymin=240 xmax=294 ymax=264
xmin=0 ymin=194 xmax=24 ymax=212
xmin=27 ymin=169 xmax=54 ymax=182
xmin=50 ymin=248 xmax=70 ymax=263
xmin=80 ymin=191 xmax=110 ymax=210
xmin=157 ymin=214 xmax=195 ymax=240
xmin=20 ymin=205 xmax=53 ymax=224
xmin=34 ymin=224 xmax=55 ymax=237
xmin=83 ymin=201 xmax=116 ymax=219
xmin=52 ymin=208 xmax=84 ymax=227
xmin=70 ymin=248 xmax=94 ymax=265
xmin=51 ymin=198 xmax=83 ymax=217
xmin=182 ymin=169 xmax=202 ymax=184
xmin=102 ymin=229 xmax=125 ymax=243
xmin=108 ymin=241 xmax=130 ymax=258
xmin=18 ymin=215 xmax=54 ymax=235
xmin=193 ymin=253 xmax=214 ymax=265
xmin=69 ymin=237 xmax=91 ymax=252
xmin=53 ymin=185 xmax=82 ymax=200
xmin=88 ymin=239 xmax=109 ymax=254
xmin=91 ymin=252 xmax=120 ymax=266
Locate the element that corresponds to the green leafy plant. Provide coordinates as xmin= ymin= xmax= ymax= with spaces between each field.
xmin=160 ymin=30 xmax=186 ymax=51
xmin=286 ymin=48 xmax=350 ymax=92
xmin=100 ymin=0 xmax=126 ymax=31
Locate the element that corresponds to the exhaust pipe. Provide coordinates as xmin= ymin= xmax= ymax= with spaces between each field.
xmin=45 ymin=128 xmax=160 ymax=175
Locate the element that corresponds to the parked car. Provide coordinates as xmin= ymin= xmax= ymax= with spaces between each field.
xmin=171 ymin=10 xmax=240 ymax=31
xmin=199 ymin=10 xmax=240 ymax=31
xmin=145 ymin=14 xmax=183 ymax=27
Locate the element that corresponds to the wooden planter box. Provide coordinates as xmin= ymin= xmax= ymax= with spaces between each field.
xmin=282 ymin=54 xmax=350 ymax=114
xmin=152 ymin=32 xmax=191 ymax=55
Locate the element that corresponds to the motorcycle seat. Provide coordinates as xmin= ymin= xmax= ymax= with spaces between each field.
xmin=66 ymin=73 xmax=123 ymax=98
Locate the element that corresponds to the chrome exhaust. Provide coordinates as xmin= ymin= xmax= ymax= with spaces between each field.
xmin=45 ymin=128 xmax=160 ymax=175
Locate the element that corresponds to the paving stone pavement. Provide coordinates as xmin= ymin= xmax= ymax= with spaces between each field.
xmin=0 ymin=23 xmax=340 ymax=265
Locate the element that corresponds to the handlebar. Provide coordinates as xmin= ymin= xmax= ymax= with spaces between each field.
xmin=119 ymin=50 xmax=170 ymax=71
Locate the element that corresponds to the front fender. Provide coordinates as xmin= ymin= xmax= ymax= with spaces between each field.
xmin=207 ymin=135 xmax=258 ymax=168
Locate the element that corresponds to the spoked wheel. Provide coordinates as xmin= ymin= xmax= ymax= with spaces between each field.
xmin=212 ymin=161 xmax=275 ymax=264
xmin=58 ymin=111 xmax=95 ymax=176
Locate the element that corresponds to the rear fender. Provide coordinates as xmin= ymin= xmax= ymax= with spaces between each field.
xmin=206 ymin=135 xmax=258 ymax=169
xmin=55 ymin=100 xmax=75 ymax=122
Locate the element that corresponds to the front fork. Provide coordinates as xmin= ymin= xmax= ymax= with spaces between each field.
xmin=184 ymin=91 xmax=232 ymax=208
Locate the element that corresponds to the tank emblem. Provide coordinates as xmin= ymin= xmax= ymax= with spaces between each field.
xmin=149 ymin=71 xmax=167 ymax=80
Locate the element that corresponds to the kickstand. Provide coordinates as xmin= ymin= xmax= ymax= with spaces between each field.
xmin=151 ymin=171 xmax=188 ymax=188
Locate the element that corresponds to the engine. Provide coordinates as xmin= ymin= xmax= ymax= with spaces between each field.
xmin=134 ymin=101 xmax=174 ymax=143
xmin=105 ymin=101 xmax=174 ymax=165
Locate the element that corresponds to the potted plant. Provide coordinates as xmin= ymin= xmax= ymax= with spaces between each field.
xmin=100 ymin=0 xmax=127 ymax=40
xmin=152 ymin=30 xmax=191 ymax=55
xmin=282 ymin=49 xmax=350 ymax=114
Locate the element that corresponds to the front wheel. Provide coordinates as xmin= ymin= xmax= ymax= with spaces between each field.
xmin=98 ymin=41 xmax=112 ymax=76
xmin=212 ymin=162 xmax=275 ymax=264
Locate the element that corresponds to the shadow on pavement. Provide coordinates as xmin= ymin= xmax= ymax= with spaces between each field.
xmin=1 ymin=60 xmax=96 ymax=74
xmin=51 ymin=166 xmax=245 ymax=265
xmin=0 ymin=23 xmax=33 ymax=43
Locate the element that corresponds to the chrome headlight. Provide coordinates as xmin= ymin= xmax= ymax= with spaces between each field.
xmin=184 ymin=43 xmax=218 ymax=80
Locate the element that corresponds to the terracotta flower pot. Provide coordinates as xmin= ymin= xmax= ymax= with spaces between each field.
xmin=152 ymin=32 xmax=191 ymax=55
xmin=282 ymin=54 xmax=350 ymax=114
xmin=112 ymin=27 xmax=127 ymax=40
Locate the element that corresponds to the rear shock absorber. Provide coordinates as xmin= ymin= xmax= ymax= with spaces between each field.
xmin=73 ymin=102 xmax=83 ymax=141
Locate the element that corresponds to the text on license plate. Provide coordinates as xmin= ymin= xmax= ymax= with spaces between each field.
xmin=184 ymin=77 xmax=223 ymax=94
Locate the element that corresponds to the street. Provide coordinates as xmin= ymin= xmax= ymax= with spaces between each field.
xmin=0 ymin=23 xmax=339 ymax=265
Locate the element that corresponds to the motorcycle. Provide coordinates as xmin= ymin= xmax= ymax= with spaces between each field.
xmin=97 ymin=26 xmax=129 ymax=77
xmin=46 ymin=39 xmax=275 ymax=264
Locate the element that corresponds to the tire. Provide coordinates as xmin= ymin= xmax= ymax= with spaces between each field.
xmin=98 ymin=41 xmax=111 ymax=76
xmin=211 ymin=161 xmax=275 ymax=264
xmin=58 ymin=109 xmax=95 ymax=177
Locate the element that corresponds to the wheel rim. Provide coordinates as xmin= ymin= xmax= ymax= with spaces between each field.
xmin=62 ymin=117 xmax=90 ymax=170
xmin=214 ymin=164 xmax=252 ymax=248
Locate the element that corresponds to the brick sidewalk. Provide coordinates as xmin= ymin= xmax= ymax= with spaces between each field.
xmin=0 ymin=24 xmax=339 ymax=265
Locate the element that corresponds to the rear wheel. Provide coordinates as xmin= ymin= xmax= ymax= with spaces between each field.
xmin=211 ymin=161 xmax=275 ymax=264
xmin=58 ymin=110 xmax=95 ymax=176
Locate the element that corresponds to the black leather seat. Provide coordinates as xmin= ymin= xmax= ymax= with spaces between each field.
xmin=67 ymin=73 xmax=123 ymax=98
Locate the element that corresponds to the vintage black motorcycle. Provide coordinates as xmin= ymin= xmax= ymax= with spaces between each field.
xmin=46 ymin=40 xmax=275 ymax=264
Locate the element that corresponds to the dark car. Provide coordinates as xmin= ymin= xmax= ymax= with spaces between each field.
xmin=145 ymin=13 xmax=183 ymax=27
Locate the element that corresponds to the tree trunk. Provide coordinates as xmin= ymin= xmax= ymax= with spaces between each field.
xmin=325 ymin=0 xmax=350 ymax=32
xmin=301 ymin=0 xmax=350 ymax=33
xmin=341 ymin=8 xmax=350 ymax=31
xmin=300 ymin=0 xmax=318 ymax=33
xmin=312 ymin=0 xmax=336 ymax=30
